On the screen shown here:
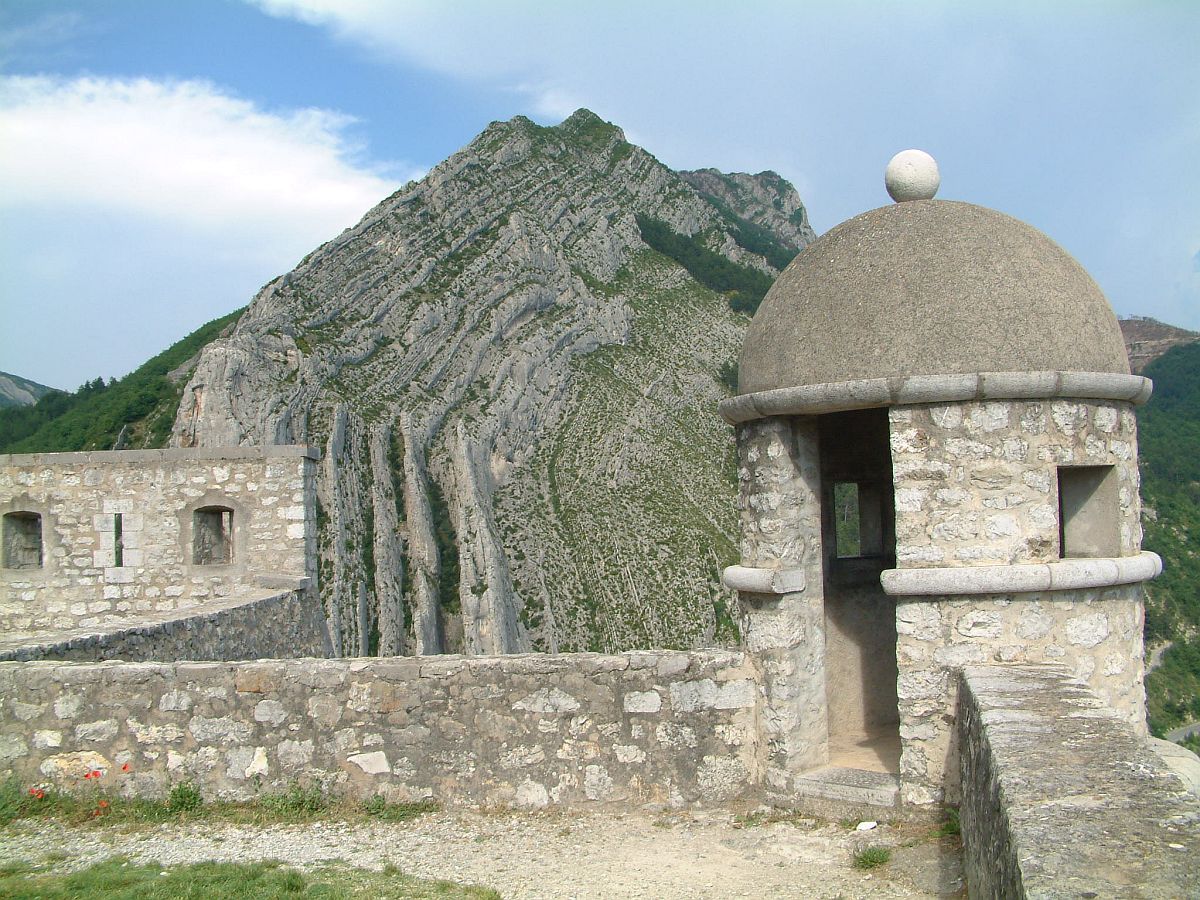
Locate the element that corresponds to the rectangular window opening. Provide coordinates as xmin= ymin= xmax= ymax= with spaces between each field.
xmin=1058 ymin=465 xmax=1120 ymax=558
xmin=2 ymin=512 xmax=43 ymax=569
xmin=833 ymin=482 xmax=886 ymax=559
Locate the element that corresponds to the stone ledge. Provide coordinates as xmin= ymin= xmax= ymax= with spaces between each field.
xmin=0 ymin=445 xmax=321 ymax=466
xmin=719 ymin=371 xmax=1152 ymax=424
xmin=720 ymin=565 xmax=806 ymax=594
xmin=880 ymin=551 xmax=1161 ymax=597
xmin=958 ymin=664 xmax=1200 ymax=898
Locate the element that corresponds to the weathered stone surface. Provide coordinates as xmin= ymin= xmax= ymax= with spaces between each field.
xmin=958 ymin=664 xmax=1199 ymax=899
xmin=0 ymin=649 xmax=758 ymax=807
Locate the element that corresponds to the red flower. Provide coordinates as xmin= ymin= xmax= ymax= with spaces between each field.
xmin=27 ymin=787 xmax=45 ymax=800
xmin=98 ymin=800 xmax=109 ymax=808
xmin=121 ymin=763 xmax=130 ymax=772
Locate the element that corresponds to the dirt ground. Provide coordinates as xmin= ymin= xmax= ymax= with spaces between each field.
xmin=1 ymin=806 xmax=966 ymax=898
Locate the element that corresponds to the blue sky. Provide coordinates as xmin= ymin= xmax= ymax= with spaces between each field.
xmin=1 ymin=1 xmax=1197 ymax=390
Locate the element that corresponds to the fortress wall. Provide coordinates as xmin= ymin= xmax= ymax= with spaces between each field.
xmin=0 ymin=448 xmax=318 ymax=633
xmin=889 ymin=400 xmax=1146 ymax=806
xmin=958 ymin=664 xmax=1198 ymax=899
xmin=0 ymin=650 xmax=761 ymax=809
xmin=0 ymin=586 xmax=328 ymax=663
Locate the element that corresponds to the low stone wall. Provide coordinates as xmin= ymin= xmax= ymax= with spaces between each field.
xmin=0 ymin=585 xmax=328 ymax=663
xmin=958 ymin=664 xmax=1199 ymax=899
xmin=0 ymin=650 xmax=760 ymax=809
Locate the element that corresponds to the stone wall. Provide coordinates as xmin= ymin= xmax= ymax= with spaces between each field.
xmin=0 ymin=650 xmax=760 ymax=808
xmin=895 ymin=585 xmax=1144 ymax=805
xmin=734 ymin=417 xmax=828 ymax=787
xmin=889 ymin=399 xmax=1141 ymax=567
xmin=0 ymin=586 xmax=328 ymax=663
xmin=888 ymin=399 xmax=1146 ymax=806
xmin=0 ymin=447 xmax=318 ymax=634
xmin=958 ymin=664 xmax=1198 ymax=899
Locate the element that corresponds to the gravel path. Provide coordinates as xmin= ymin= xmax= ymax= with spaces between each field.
xmin=1 ymin=808 xmax=965 ymax=898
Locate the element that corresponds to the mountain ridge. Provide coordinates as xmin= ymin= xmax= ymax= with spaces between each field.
xmin=169 ymin=109 xmax=813 ymax=657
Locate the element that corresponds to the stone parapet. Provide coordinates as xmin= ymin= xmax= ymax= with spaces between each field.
xmin=0 ymin=586 xmax=328 ymax=663
xmin=0 ymin=650 xmax=761 ymax=809
xmin=958 ymin=664 xmax=1200 ymax=898
xmin=0 ymin=446 xmax=321 ymax=466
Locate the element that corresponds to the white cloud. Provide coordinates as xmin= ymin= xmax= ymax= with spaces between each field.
xmin=0 ymin=75 xmax=419 ymax=387
xmin=0 ymin=75 xmax=409 ymax=248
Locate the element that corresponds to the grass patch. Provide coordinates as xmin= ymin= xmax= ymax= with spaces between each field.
xmin=0 ymin=857 xmax=500 ymax=899
xmin=0 ymin=777 xmax=439 ymax=830
xmin=852 ymin=846 xmax=892 ymax=870
xmin=937 ymin=806 xmax=960 ymax=838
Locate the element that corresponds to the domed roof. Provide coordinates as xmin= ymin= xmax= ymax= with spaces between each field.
xmin=738 ymin=200 xmax=1130 ymax=396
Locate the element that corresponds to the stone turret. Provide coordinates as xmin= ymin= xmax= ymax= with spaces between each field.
xmin=721 ymin=153 xmax=1159 ymax=810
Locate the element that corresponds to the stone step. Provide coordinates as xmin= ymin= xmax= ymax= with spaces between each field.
xmin=793 ymin=766 xmax=900 ymax=808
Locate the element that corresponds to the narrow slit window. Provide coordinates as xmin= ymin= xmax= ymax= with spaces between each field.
xmin=114 ymin=513 xmax=124 ymax=567
xmin=2 ymin=512 xmax=43 ymax=569
xmin=1058 ymin=465 xmax=1119 ymax=558
xmin=193 ymin=506 xmax=233 ymax=565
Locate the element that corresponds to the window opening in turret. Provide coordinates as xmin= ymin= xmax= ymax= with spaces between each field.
xmin=193 ymin=506 xmax=233 ymax=565
xmin=2 ymin=512 xmax=43 ymax=569
xmin=1058 ymin=465 xmax=1119 ymax=558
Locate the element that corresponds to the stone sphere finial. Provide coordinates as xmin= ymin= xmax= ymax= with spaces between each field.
xmin=885 ymin=149 xmax=940 ymax=202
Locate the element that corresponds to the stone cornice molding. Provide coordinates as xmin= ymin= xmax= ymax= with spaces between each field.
xmin=721 ymin=565 xmax=807 ymax=594
xmin=880 ymin=551 xmax=1161 ymax=597
xmin=719 ymin=371 xmax=1152 ymax=425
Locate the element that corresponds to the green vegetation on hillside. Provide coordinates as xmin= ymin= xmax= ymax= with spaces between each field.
xmin=635 ymin=215 xmax=775 ymax=315
xmin=0 ymin=309 xmax=244 ymax=454
xmin=689 ymin=186 xmax=800 ymax=271
xmin=1139 ymin=342 xmax=1200 ymax=734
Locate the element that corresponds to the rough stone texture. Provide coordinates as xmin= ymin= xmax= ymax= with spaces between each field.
xmin=889 ymin=398 xmax=1146 ymax=805
xmin=0 ymin=448 xmax=318 ymax=634
xmin=958 ymin=664 xmax=1199 ymax=899
xmin=739 ymin=201 xmax=1130 ymax=395
xmin=168 ymin=110 xmax=811 ymax=658
xmin=0 ymin=650 xmax=760 ymax=808
xmin=889 ymin=399 xmax=1142 ymax=569
xmin=0 ymin=587 xmax=327 ymax=663
xmin=734 ymin=417 xmax=828 ymax=788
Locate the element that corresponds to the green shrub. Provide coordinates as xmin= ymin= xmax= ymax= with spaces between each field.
xmin=167 ymin=781 xmax=203 ymax=813
xmin=852 ymin=846 xmax=891 ymax=870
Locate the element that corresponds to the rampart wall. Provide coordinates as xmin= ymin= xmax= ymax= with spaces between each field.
xmin=0 ymin=447 xmax=318 ymax=633
xmin=0 ymin=650 xmax=760 ymax=809
xmin=958 ymin=664 xmax=1198 ymax=898
xmin=0 ymin=585 xmax=327 ymax=663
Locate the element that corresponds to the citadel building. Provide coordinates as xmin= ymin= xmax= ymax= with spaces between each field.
xmin=1 ymin=153 xmax=1196 ymax=897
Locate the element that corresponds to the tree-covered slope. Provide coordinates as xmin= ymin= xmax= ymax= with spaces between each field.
xmin=1139 ymin=341 xmax=1200 ymax=734
xmin=0 ymin=308 xmax=243 ymax=454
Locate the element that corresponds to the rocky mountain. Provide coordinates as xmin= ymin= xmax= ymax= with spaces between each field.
xmin=1120 ymin=316 xmax=1199 ymax=373
xmin=171 ymin=109 xmax=814 ymax=658
xmin=0 ymin=372 xmax=56 ymax=409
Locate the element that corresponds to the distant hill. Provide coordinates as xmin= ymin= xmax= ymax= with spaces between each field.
xmin=1139 ymin=341 xmax=1200 ymax=738
xmin=0 ymin=309 xmax=243 ymax=454
xmin=0 ymin=371 xmax=57 ymax=409
xmin=1120 ymin=316 xmax=1199 ymax=373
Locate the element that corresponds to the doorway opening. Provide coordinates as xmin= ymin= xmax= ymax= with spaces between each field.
xmin=818 ymin=409 xmax=900 ymax=774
